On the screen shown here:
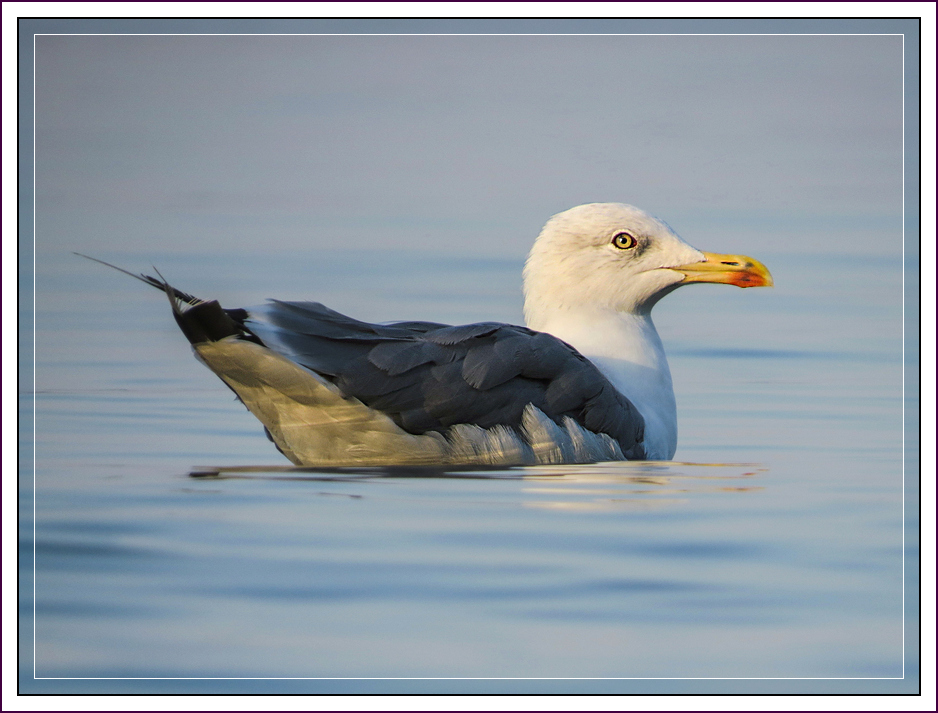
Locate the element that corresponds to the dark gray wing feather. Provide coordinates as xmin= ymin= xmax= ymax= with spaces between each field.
xmin=368 ymin=340 xmax=457 ymax=375
xmin=423 ymin=323 xmax=503 ymax=345
xmin=243 ymin=301 xmax=646 ymax=458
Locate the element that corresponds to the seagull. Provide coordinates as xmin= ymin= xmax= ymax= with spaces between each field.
xmin=81 ymin=203 xmax=772 ymax=466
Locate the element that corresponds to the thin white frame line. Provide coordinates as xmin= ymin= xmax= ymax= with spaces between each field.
xmin=31 ymin=676 xmax=909 ymax=681
xmin=27 ymin=29 xmax=914 ymax=686
xmin=900 ymin=30 xmax=906 ymax=682
xmin=32 ymin=30 xmax=38 ymax=682
xmin=31 ymin=33 xmax=907 ymax=37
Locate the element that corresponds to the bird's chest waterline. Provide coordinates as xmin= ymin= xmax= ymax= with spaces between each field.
xmin=589 ymin=356 xmax=678 ymax=460
xmin=531 ymin=311 xmax=679 ymax=460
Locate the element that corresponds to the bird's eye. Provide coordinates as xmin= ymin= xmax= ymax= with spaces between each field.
xmin=612 ymin=232 xmax=637 ymax=250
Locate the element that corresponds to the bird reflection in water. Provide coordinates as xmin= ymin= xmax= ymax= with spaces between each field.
xmin=188 ymin=460 xmax=766 ymax=512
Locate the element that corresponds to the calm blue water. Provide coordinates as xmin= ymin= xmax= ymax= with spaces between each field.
xmin=20 ymin=248 xmax=917 ymax=694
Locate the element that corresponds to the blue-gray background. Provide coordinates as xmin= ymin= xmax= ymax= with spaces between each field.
xmin=32 ymin=28 xmax=905 ymax=260
xmin=19 ymin=18 xmax=920 ymax=694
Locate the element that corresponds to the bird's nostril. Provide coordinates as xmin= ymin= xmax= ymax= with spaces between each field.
xmin=721 ymin=261 xmax=739 ymax=266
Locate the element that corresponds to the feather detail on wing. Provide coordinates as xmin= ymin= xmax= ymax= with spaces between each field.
xmin=242 ymin=301 xmax=646 ymax=460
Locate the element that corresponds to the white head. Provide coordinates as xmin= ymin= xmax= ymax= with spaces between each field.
xmin=523 ymin=203 xmax=771 ymax=330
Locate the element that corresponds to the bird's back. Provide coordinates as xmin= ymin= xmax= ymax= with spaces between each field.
xmin=239 ymin=300 xmax=647 ymax=462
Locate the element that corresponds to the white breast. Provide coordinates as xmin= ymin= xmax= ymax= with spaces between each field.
xmin=528 ymin=308 xmax=678 ymax=460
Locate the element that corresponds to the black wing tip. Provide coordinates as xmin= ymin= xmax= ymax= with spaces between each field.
xmin=173 ymin=300 xmax=249 ymax=345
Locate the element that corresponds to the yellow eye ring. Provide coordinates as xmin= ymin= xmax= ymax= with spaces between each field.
xmin=612 ymin=232 xmax=637 ymax=250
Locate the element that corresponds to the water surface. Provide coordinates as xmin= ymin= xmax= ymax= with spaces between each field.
xmin=19 ymin=249 xmax=917 ymax=694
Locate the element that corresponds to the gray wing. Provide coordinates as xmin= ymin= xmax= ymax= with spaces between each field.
xmin=243 ymin=300 xmax=646 ymax=459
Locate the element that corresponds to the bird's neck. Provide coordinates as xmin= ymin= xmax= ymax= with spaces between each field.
xmin=527 ymin=306 xmax=677 ymax=460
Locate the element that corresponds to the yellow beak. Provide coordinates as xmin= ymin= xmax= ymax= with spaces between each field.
xmin=671 ymin=252 xmax=774 ymax=288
